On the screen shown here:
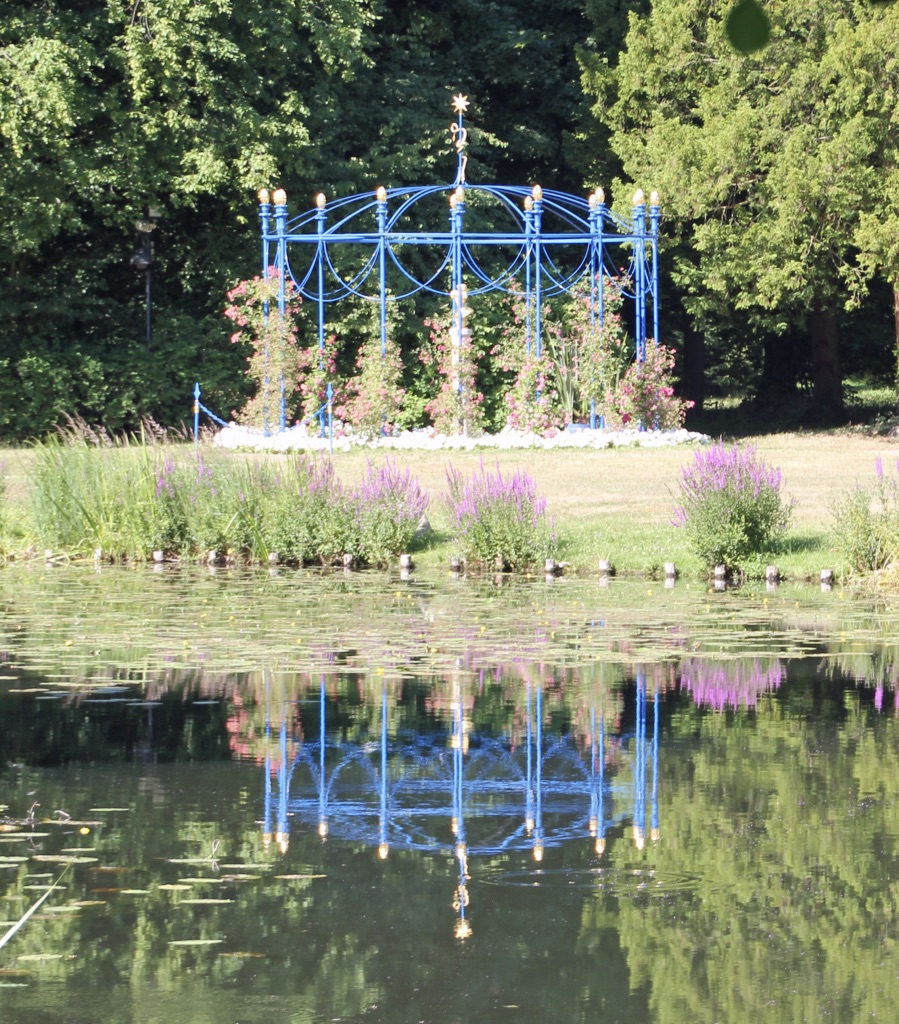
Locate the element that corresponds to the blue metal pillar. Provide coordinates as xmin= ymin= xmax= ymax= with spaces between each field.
xmin=258 ymin=189 xmax=272 ymax=281
xmin=651 ymin=682 xmax=660 ymax=843
xmin=272 ymin=190 xmax=289 ymax=434
xmin=523 ymin=196 xmax=535 ymax=358
xmin=525 ymin=683 xmax=535 ymax=833
xmin=277 ymin=713 xmax=289 ymax=851
xmin=632 ymin=190 xmax=647 ymax=364
xmin=596 ymin=188 xmax=607 ymax=327
xmin=376 ymin=186 xmax=388 ymax=359
xmin=532 ymin=186 xmax=544 ymax=359
xmin=452 ymin=683 xmax=471 ymax=938
xmin=634 ymin=669 xmax=646 ymax=849
xmin=263 ymin=701 xmax=273 ymax=847
xmin=534 ymin=683 xmax=544 ymax=862
xmin=379 ymin=682 xmax=389 ymax=859
xmin=315 ymin=193 xmax=327 ymax=436
xmin=318 ymin=676 xmax=328 ymax=839
xmin=450 ymin=186 xmax=466 ymax=406
xmin=649 ymin=191 xmax=661 ymax=347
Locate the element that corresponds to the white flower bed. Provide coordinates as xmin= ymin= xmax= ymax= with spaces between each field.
xmin=212 ymin=422 xmax=710 ymax=452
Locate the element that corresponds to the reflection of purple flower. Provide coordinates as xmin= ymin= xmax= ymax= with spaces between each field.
xmin=680 ymin=658 xmax=784 ymax=710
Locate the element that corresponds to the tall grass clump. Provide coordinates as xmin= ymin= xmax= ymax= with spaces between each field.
xmin=353 ymin=459 xmax=429 ymax=566
xmin=28 ymin=424 xmax=429 ymax=566
xmin=30 ymin=428 xmax=164 ymax=558
xmin=831 ymin=457 xmax=899 ymax=574
xmin=258 ymin=458 xmax=357 ymax=564
xmin=444 ymin=462 xmax=553 ymax=570
xmin=673 ymin=441 xmax=793 ymax=571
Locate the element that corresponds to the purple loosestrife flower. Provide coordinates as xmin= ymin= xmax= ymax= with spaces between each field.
xmin=356 ymin=458 xmax=428 ymax=521
xmin=674 ymin=442 xmax=792 ymax=569
xmin=155 ymin=457 xmax=177 ymax=500
xmin=444 ymin=461 xmax=550 ymax=569
xmin=351 ymin=459 xmax=429 ymax=566
xmin=305 ymin=457 xmax=341 ymax=498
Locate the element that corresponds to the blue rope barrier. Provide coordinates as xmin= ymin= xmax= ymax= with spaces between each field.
xmin=193 ymin=382 xmax=334 ymax=453
xmin=199 ymin=403 xmax=229 ymax=427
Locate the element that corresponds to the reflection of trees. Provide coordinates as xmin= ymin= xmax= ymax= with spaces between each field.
xmin=6 ymin=666 xmax=899 ymax=1022
xmin=0 ymin=677 xmax=233 ymax=767
xmin=606 ymin=702 xmax=899 ymax=1024
xmin=827 ymin=645 xmax=899 ymax=714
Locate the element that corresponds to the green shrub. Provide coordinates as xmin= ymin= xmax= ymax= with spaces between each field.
xmin=444 ymin=462 xmax=553 ymax=570
xmin=831 ymin=459 xmax=899 ymax=573
xmin=673 ymin=442 xmax=793 ymax=570
xmin=27 ymin=430 xmax=429 ymax=567
xmin=354 ymin=459 xmax=429 ymax=566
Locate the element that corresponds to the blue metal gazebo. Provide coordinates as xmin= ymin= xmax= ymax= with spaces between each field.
xmin=257 ymin=95 xmax=661 ymax=431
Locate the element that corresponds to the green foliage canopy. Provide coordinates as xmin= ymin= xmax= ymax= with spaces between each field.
xmin=583 ymin=0 xmax=899 ymax=419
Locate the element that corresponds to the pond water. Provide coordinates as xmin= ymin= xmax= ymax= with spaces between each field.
xmin=1 ymin=566 xmax=899 ymax=1024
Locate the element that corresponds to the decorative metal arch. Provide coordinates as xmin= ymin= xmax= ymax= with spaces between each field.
xmin=257 ymin=95 xmax=661 ymax=431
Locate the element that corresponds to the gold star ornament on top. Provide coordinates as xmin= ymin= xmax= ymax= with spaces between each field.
xmin=452 ymin=94 xmax=469 ymax=115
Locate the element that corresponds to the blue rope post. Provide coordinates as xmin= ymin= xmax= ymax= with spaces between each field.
xmin=193 ymin=382 xmax=201 ymax=445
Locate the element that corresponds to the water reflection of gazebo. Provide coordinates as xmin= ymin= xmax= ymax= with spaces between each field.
xmin=262 ymin=673 xmax=660 ymax=938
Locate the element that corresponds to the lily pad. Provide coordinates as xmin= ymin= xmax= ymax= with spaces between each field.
xmin=168 ymin=938 xmax=223 ymax=946
xmin=32 ymin=855 xmax=99 ymax=864
xmin=179 ymin=898 xmax=235 ymax=905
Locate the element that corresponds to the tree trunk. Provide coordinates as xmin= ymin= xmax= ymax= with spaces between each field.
xmin=682 ymin=325 xmax=705 ymax=412
xmin=756 ymin=330 xmax=800 ymax=407
xmin=808 ymin=303 xmax=844 ymax=423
